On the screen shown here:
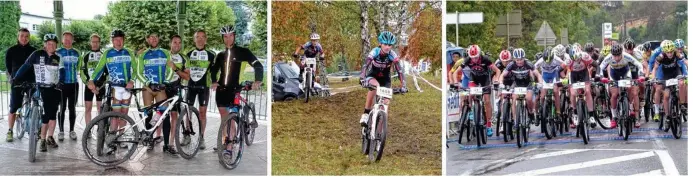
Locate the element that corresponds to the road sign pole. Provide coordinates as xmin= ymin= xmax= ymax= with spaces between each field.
xmin=506 ymin=13 xmax=510 ymax=48
xmin=456 ymin=11 xmax=459 ymax=46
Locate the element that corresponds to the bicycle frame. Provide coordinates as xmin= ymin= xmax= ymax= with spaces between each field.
xmin=369 ymin=87 xmax=392 ymax=140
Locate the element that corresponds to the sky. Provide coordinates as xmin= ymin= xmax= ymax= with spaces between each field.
xmin=20 ymin=0 xmax=110 ymax=20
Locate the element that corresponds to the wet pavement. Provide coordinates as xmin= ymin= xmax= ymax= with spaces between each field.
xmin=446 ymin=121 xmax=688 ymax=176
xmin=0 ymin=109 xmax=267 ymax=175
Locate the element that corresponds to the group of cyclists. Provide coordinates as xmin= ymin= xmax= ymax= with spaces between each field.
xmin=4 ymin=25 xmax=263 ymax=157
xmin=449 ymin=37 xmax=687 ymax=141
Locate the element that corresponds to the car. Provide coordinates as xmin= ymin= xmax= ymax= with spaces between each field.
xmin=272 ymin=61 xmax=302 ymax=101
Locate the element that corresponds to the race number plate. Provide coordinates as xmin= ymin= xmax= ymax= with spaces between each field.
xmin=470 ymin=87 xmax=483 ymax=95
xmin=514 ymin=87 xmax=527 ymax=95
xmin=666 ymin=79 xmax=679 ymax=86
xmin=617 ymin=80 xmax=631 ymax=88
xmin=501 ymin=89 xmax=513 ymax=94
xmin=572 ymin=82 xmax=585 ymax=89
xmin=305 ymin=58 xmax=317 ymax=66
xmin=376 ymin=87 xmax=393 ymax=98
xmin=460 ymin=91 xmax=469 ymax=96
xmin=542 ymin=83 xmax=554 ymax=89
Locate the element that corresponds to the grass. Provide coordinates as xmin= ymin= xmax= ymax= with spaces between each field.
xmin=271 ymin=75 xmax=442 ymax=175
xmin=326 ymin=76 xmax=360 ymax=89
xmin=0 ymin=74 xmax=9 ymax=92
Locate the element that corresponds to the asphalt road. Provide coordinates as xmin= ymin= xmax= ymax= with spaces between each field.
xmin=446 ymin=121 xmax=688 ymax=176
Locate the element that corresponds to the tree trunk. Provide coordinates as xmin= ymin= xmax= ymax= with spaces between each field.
xmin=359 ymin=1 xmax=371 ymax=67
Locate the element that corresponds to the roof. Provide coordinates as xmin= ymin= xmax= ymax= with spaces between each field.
xmin=21 ymin=12 xmax=74 ymax=21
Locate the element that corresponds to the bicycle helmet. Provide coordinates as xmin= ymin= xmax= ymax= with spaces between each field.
xmin=584 ymin=42 xmax=595 ymax=53
xmin=110 ymin=29 xmax=125 ymax=38
xmin=219 ymin=25 xmax=235 ymax=35
xmin=512 ymin=48 xmax=525 ymax=59
xmin=623 ymin=38 xmax=636 ymax=50
xmin=554 ymin=44 xmax=566 ymax=58
xmin=43 ymin=34 xmax=58 ymax=42
xmin=310 ymin=33 xmax=320 ymax=40
xmin=377 ymin=31 xmax=396 ymax=45
xmin=661 ymin=40 xmax=675 ymax=53
xmin=642 ymin=42 xmax=652 ymax=51
xmin=674 ymin=39 xmax=685 ymax=49
xmin=499 ymin=50 xmax=511 ymax=62
xmin=534 ymin=52 xmax=543 ymax=61
xmin=580 ymin=52 xmax=591 ymax=61
xmin=573 ymin=43 xmax=582 ymax=51
xmin=468 ymin=45 xmax=481 ymax=58
xmin=611 ymin=43 xmax=623 ymax=56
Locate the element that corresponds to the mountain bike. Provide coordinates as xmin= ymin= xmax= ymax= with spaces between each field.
xmin=468 ymin=84 xmax=492 ymax=147
xmin=361 ymin=85 xmax=404 ymax=162
xmin=572 ymin=82 xmax=591 ymax=144
xmin=605 ymin=78 xmax=638 ymax=140
xmin=538 ymin=82 xmax=558 ymax=140
xmin=451 ymin=87 xmax=472 ymax=144
xmin=592 ymin=79 xmax=612 ymax=129
xmin=301 ymin=57 xmax=317 ymax=102
xmin=498 ymin=84 xmax=515 ymax=143
xmin=558 ymin=83 xmax=571 ymax=134
xmin=12 ymin=84 xmax=32 ymax=140
xmin=216 ymin=81 xmax=259 ymax=169
xmin=660 ymin=76 xmax=686 ymax=139
xmin=13 ymin=83 xmax=55 ymax=162
xmin=513 ymin=86 xmax=530 ymax=148
xmin=81 ymin=84 xmax=199 ymax=167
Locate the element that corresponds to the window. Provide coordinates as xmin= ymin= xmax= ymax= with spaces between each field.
xmin=32 ymin=24 xmax=38 ymax=31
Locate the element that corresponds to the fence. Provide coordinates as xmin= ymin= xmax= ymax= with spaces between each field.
xmin=0 ymin=72 xmax=267 ymax=121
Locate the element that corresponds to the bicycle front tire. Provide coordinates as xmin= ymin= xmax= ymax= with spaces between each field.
xmin=217 ymin=114 xmax=244 ymax=170
xmin=28 ymin=106 xmax=40 ymax=162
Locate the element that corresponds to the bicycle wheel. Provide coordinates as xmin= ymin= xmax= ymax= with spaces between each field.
xmin=578 ymin=101 xmax=589 ymax=144
xmin=479 ymin=103 xmax=487 ymax=145
xmin=304 ymin=72 xmax=312 ymax=103
xmin=595 ymin=97 xmax=612 ymax=129
xmin=15 ymin=111 xmax=25 ymax=140
xmin=243 ymin=103 xmax=257 ymax=146
xmin=495 ymin=102 xmax=501 ymax=137
xmin=217 ymin=114 xmax=244 ymax=170
xmin=81 ymin=111 xmax=139 ymax=167
xmin=175 ymin=105 xmax=202 ymax=159
xmin=457 ymin=106 xmax=466 ymax=144
xmin=28 ymin=106 xmax=39 ymax=162
xmin=643 ymin=85 xmax=652 ymax=122
xmin=502 ymin=99 xmax=512 ymax=142
xmin=368 ymin=110 xmax=388 ymax=162
xmin=671 ymin=96 xmax=682 ymax=139
xmin=474 ymin=103 xmax=482 ymax=147
xmin=541 ymin=99 xmax=552 ymax=139
xmin=516 ymin=102 xmax=524 ymax=148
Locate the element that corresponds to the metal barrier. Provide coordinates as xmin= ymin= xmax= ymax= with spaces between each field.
xmin=0 ymin=73 xmax=267 ymax=121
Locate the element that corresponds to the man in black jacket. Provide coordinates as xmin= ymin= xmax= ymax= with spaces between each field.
xmin=5 ymin=28 xmax=36 ymax=142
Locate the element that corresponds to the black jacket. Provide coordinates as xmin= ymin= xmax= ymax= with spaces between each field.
xmin=5 ymin=43 xmax=37 ymax=79
xmin=210 ymin=45 xmax=263 ymax=89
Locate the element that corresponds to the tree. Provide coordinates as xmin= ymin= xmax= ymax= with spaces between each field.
xmin=408 ymin=6 xmax=442 ymax=67
xmin=0 ymin=1 xmax=21 ymax=72
xmin=248 ymin=1 xmax=267 ymax=58
xmin=37 ymin=20 xmax=110 ymax=52
xmin=227 ymin=1 xmax=250 ymax=47
xmin=103 ymin=1 xmax=235 ymax=52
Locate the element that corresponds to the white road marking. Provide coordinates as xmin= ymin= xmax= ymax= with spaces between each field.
xmin=655 ymin=150 xmax=680 ymax=175
xmin=507 ymin=151 xmax=656 ymax=176
xmin=527 ymin=149 xmax=589 ymax=160
xmin=543 ymin=148 xmax=656 ymax=152
xmin=631 ymin=169 xmax=664 ymax=176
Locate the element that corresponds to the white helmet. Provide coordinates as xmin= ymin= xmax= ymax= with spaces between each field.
xmin=310 ymin=33 xmax=320 ymax=40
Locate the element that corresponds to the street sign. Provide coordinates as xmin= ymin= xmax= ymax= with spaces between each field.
xmin=445 ymin=12 xmax=484 ymax=24
xmin=612 ymin=32 xmax=620 ymax=40
xmin=603 ymin=23 xmax=612 ymax=39
xmin=535 ymin=21 xmax=556 ymax=46
xmin=561 ymin=28 xmax=569 ymax=45
xmin=495 ymin=10 xmax=522 ymax=38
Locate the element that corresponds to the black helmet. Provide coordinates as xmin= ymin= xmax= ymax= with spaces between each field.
xmin=534 ymin=52 xmax=543 ymax=61
xmin=624 ymin=38 xmax=636 ymax=50
xmin=542 ymin=48 xmax=552 ymax=59
xmin=584 ymin=43 xmax=595 ymax=53
xmin=642 ymin=42 xmax=652 ymax=51
xmin=111 ymin=30 xmax=125 ymax=38
xmin=611 ymin=43 xmax=623 ymax=56
xmin=43 ymin=34 xmax=58 ymax=43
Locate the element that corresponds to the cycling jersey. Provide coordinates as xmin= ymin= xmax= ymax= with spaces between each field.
xmin=495 ymin=60 xmax=513 ymax=85
xmin=504 ymin=60 xmax=534 ymax=87
xmin=450 ymin=58 xmax=471 ymax=87
xmin=458 ymin=56 xmax=492 ymax=86
xmin=302 ymin=42 xmax=324 ymax=58
xmin=535 ymin=55 xmax=565 ymax=83
xmin=360 ymin=47 xmax=406 ymax=88
xmin=92 ymin=48 xmax=136 ymax=87
xmin=210 ymin=46 xmax=264 ymax=89
xmin=599 ymin=53 xmax=643 ymax=80
xmin=169 ymin=52 xmax=186 ymax=83
xmin=654 ymin=53 xmax=688 ymax=80
xmin=136 ymin=48 xmax=173 ymax=85
xmin=56 ymin=48 xmax=80 ymax=84
xmin=186 ymin=48 xmax=216 ymax=87
xmin=79 ymin=50 xmax=107 ymax=85
xmin=14 ymin=50 xmax=61 ymax=86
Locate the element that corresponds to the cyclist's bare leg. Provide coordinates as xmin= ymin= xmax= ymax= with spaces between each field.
xmin=217 ymin=107 xmax=232 ymax=150
xmin=484 ymin=94 xmax=492 ymax=127
xmin=630 ymin=86 xmax=640 ymax=121
xmin=609 ymin=87 xmax=619 ymax=118
xmin=680 ymin=81 xmax=687 ymax=105
xmin=585 ymin=83 xmax=594 ymax=112
xmin=364 ymin=78 xmax=380 ymax=111
xmin=654 ymin=85 xmax=663 ymax=116
xmin=8 ymin=114 xmax=15 ymax=133
xmin=199 ymin=106 xmax=207 ymax=136
xmin=662 ymin=88 xmax=671 ymax=117
xmin=553 ymin=85 xmax=561 ymax=114
xmin=539 ymin=88 xmax=547 ymax=111
xmin=85 ymin=101 xmax=93 ymax=126
xmin=47 ymin=120 xmax=56 ymax=138
xmin=511 ymin=94 xmax=518 ymax=126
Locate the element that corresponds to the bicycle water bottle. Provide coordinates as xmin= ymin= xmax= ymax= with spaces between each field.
xmin=150 ymin=108 xmax=163 ymax=125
